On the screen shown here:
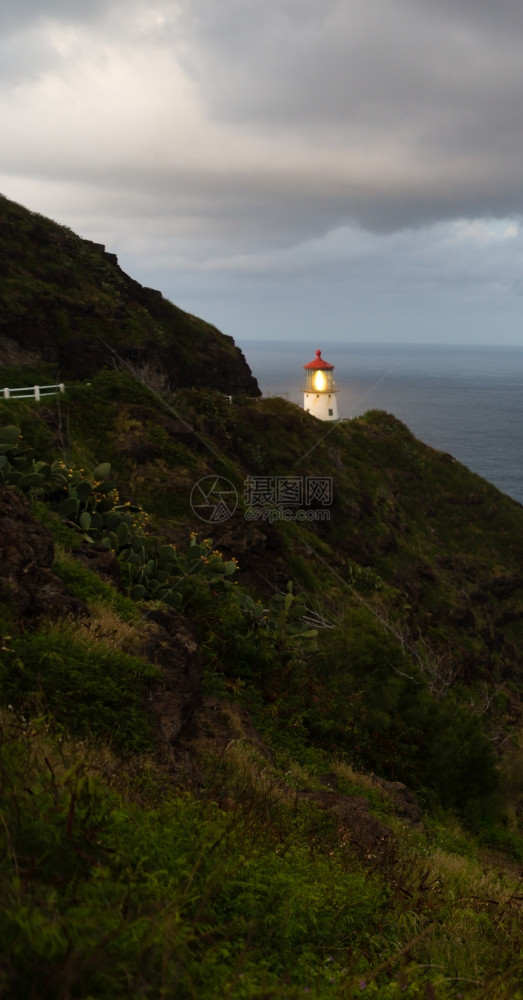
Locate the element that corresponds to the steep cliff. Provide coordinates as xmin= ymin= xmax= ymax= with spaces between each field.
xmin=0 ymin=193 xmax=259 ymax=395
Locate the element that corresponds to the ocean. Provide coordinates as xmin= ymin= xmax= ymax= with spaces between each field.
xmin=238 ymin=341 xmax=523 ymax=505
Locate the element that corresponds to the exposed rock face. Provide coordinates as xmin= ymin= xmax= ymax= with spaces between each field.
xmin=180 ymin=696 xmax=274 ymax=762
xmin=0 ymin=333 xmax=40 ymax=367
xmin=0 ymin=486 xmax=88 ymax=619
xmin=142 ymin=607 xmax=203 ymax=750
xmin=72 ymin=542 xmax=121 ymax=586
xmin=212 ymin=516 xmax=290 ymax=594
xmin=296 ymin=790 xmax=394 ymax=854
xmin=370 ymin=777 xmax=423 ymax=828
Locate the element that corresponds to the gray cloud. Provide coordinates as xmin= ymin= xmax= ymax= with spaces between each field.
xmin=0 ymin=0 xmax=109 ymax=30
xmin=145 ymin=0 xmax=523 ymax=237
xmin=3 ymin=0 xmax=523 ymax=233
xmin=1 ymin=0 xmax=523 ymax=345
xmin=173 ymin=0 xmax=521 ymax=133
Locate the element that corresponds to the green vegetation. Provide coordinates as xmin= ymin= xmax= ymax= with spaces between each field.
xmin=1 ymin=706 xmax=522 ymax=998
xmin=1 ymin=194 xmax=523 ymax=996
xmin=2 ymin=624 xmax=158 ymax=752
xmin=0 ymin=192 xmax=258 ymax=395
xmin=1 ymin=391 xmax=522 ymax=997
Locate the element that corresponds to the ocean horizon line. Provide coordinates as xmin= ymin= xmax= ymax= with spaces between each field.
xmin=238 ymin=338 xmax=523 ymax=350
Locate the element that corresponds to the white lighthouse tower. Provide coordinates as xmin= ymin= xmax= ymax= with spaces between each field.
xmin=303 ymin=349 xmax=338 ymax=421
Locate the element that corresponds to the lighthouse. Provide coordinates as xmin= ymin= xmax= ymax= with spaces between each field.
xmin=303 ymin=349 xmax=339 ymax=421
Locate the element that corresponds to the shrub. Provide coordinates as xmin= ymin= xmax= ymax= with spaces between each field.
xmin=1 ymin=625 xmax=159 ymax=752
xmin=314 ymin=607 xmax=499 ymax=822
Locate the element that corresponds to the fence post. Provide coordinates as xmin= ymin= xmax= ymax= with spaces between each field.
xmin=34 ymin=385 xmax=40 ymax=402
xmin=3 ymin=388 xmax=9 ymax=399
xmin=59 ymin=383 xmax=65 ymax=394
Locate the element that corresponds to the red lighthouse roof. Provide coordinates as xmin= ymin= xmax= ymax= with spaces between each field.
xmin=303 ymin=349 xmax=334 ymax=371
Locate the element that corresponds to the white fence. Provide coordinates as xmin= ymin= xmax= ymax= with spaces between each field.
xmin=2 ymin=384 xmax=65 ymax=401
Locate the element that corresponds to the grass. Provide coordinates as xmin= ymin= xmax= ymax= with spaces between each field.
xmin=51 ymin=547 xmax=140 ymax=623
xmin=1 ymin=709 xmax=522 ymax=999
xmin=1 ymin=621 xmax=159 ymax=753
xmin=0 ymin=531 xmax=522 ymax=996
xmin=1 ymin=378 xmax=523 ymax=995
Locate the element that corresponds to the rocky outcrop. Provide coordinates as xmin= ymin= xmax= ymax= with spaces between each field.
xmin=72 ymin=542 xmax=121 ymax=586
xmin=0 ymin=486 xmax=88 ymax=619
xmin=0 ymin=333 xmax=40 ymax=368
xmin=142 ymin=607 xmax=203 ymax=750
xmin=296 ymin=790 xmax=394 ymax=854
xmin=370 ymin=777 xmax=423 ymax=828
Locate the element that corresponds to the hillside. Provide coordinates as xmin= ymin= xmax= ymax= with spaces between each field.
xmin=1 ymin=198 xmax=523 ymax=998
xmin=0 ymin=193 xmax=259 ymax=395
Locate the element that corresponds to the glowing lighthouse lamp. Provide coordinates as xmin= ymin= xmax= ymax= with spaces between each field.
xmin=303 ymin=349 xmax=338 ymax=421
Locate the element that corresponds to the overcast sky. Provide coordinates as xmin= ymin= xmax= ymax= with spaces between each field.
xmin=2 ymin=0 xmax=523 ymax=347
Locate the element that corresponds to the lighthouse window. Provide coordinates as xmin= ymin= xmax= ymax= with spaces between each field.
xmin=328 ymin=408 xmax=333 ymax=416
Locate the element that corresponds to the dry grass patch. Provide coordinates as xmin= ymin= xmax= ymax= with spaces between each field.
xmin=73 ymin=599 xmax=147 ymax=653
xmin=0 ymin=706 xmax=167 ymax=806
